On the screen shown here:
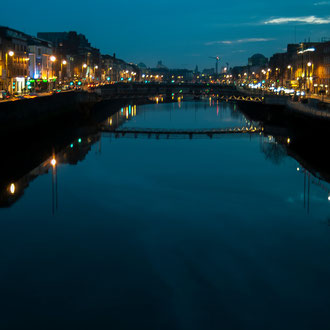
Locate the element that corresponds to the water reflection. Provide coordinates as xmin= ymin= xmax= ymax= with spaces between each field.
xmin=1 ymin=98 xmax=330 ymax=329
xmin=1 ymin=98 xmax=329 ymax=213
xmin=0 ymin=134 xmax=101 ymax=208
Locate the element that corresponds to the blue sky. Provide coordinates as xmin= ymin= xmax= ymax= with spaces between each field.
xmin=1 ymin=0 xmax=329 ymax=69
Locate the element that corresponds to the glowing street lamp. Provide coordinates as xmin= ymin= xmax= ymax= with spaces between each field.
xmin=60 ymin=60 xmax=67 ymax=82
xmin=5 ymin=51 xmax=15 ymax=93
xmin=83 ymin=63 xmax=87 ymax=68
xmin=9 ymin=183 xmax=15 ymax=194
xmin=50 ymin=56 xmax=56 ymax=62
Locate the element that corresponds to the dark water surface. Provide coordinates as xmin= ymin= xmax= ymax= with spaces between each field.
xmin=0 ymin=100 xmax=329 ymax=329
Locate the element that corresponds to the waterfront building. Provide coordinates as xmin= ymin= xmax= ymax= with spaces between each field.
xmin=0 ymin=26 xmax=29 ymax=94
xmin=248 ymin=54 xmax=268 ymax=67
xmin=101 ymin=53 xmax=141 ymax=83
xmin=27 ymin=36 xmax=54 ymax=91
xmin=269 ymin=41 xmax=330 ymax=94
xmin=37 ymin=31 xmax=101 ymax=83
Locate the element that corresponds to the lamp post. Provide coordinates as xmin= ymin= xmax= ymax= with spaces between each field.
xmin=94 ymin=65 xmax=98 ymax=82
xmin=287 ymin=65 xmax=292 ymax=86
xmin=82 ymin=63 xmax=87 ymax=83
xmin=5 ymin=51 xmax=14 ymax=94
xmin=307 ymin=62 xmax=313 ymax=94
xmin=61 ymin=60 xmax=67 ymax=83
xmin=275 ymin=68 xmax=280 ymax=88
xmin=49 ymin=56 xmax=56 ymax=91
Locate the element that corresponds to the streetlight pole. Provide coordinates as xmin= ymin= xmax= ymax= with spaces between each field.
xmin=94 ymin=65 xmax=98 ymax=83
xmin=287 ymin=65 xmax=292 ymax=87
xmin=307 ymin=61 xmax=312 ymax=94
xmin=5 ymin=50 xmax=14 ymax=94
xmin=82 ymin=63 xmax=87 ymax=85
xmin=50 ymin=55 xmax=56 ymax=91
xmin=61 ymin=60 xmax=67 ymax=84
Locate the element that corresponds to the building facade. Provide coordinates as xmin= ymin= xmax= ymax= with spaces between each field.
xmin=0 ymin=26 xmax=29 ymax=94
xmin=37 ymin=31 xmax=102 ymax=83
xmin=269 ymin=41 xmax=330 ymax=94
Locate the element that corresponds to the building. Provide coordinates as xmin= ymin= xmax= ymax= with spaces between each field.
xmin=37 ymin=31 xmax=101 ymax=83
xmin=248 ymin=54 xmax=268 ymax=67
xmin=269 ymin=41 xmax=330 ymax=93
xmin=27 ymin=36 xmax=54 ymax=91
xmin=0 ymin=26 xmax=29 ymax=94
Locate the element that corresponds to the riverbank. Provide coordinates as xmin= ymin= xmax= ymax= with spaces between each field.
xmin=0 ymin=90 xmax=101 ymax=134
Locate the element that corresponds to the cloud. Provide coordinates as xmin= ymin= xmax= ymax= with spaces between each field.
xmin=264 ymin=16 xmax=330 ymax=24
xmin=205 ymin=38 xmax=274 ymax=46
xmin=314 ymin=1 xmax=330 ymax=5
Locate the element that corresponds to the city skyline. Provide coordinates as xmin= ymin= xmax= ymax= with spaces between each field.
xmin=1 ymin=0 xmax=329 ymax=69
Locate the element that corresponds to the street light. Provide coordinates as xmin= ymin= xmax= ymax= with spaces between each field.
xmin=9 ymin=183 xmax=15 ymax=194
xmin=5 ymin=51 xmax=15 ymax=93
xmin=307 ymin=62 xmax=313 ymax=93
xmin=83 ymin=63 xmax=87 ymax=68
xmin=61 ymin=60 xmax=67 ymax=82
xmin=49 ymin=56 xmax=56 ymax=90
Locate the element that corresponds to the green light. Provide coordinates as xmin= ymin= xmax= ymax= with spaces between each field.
xmin=29 ymin=79 xmax=35 ymax=83
xmin=70 ymin=144 xmax=73 ymax=148
xmin=77 ymin=81 xmax=82 ymax=86
xmin=43 ymin=79 xmax=47 ymax=83
xmin=78 ymin=138 xmax=82 ymax=143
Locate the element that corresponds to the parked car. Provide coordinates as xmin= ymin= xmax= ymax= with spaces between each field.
xmin=0 ymin=90 xmax=10 ymax=100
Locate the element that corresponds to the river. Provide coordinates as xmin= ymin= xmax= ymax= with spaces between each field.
xmin=0 ymin=98 xmax=329 ymax=329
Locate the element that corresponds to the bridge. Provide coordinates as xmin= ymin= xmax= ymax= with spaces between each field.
xmin=100 ymin=126 xmax=262 ymax=139
xmin=96 ymin=82 xmax=242 ymax=100
xmin=218 ymin=95 xmax=263 ymax=102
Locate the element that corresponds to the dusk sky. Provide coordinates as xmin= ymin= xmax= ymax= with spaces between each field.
xmin=2 ymin=0 xmax=330 ymax=69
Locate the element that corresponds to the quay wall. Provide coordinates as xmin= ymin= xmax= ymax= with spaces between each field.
xmin=0 ymin=91 xmax=99 ymax=133
xmin=287 ymin=100 xmax=330 ymax=120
